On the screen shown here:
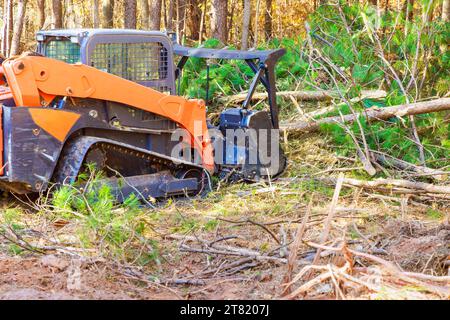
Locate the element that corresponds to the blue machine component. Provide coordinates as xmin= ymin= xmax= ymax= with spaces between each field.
xmin=219 ymin=108 xmax=254 ymax=166
xmin=218 ymin=108 xmax=286 ymax=180
xmin=219 ymin=108 xmax=252 ymax=130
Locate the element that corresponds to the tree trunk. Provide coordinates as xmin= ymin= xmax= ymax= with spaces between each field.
xmin=37 ymin=0 xmax=46 ymax=29
xmin=149 ymin=0 xmax=162 ymax=30
xmin=124 ymin=0 xmax=137 ymax=29
xmin=176 ymin=0 xmax=187 ymax=41
xmin=65 ymin=0 xmax=77 ymax=28
xmin=210 ymin=0 xmax=228 ymax=43
xmin=187 ymin=0 xmax=200 ymax=40
xmin=140 ymin=0 xmax=149 ymax=29
xmin=281 ymin=98 xmax=450 ymax=133
xmin=52 ymin=0 xmax=63 ymax=28
xmin=101 ymin=0 xmax=115 ymax=28
xmin=93 ymin=0 xmax=100 ymax=28
xmin=198 ymin=0 xmax=206 ymax=42
xmin=253 ymin=0 xmax=261 ymax=47
xmin=222 ymin=90 xmax=387 ymax=104
xmin=319 ymin=177 xmax=450 ymax=195
xmin=371 ymin=150 xmax=447 ymax=181
xmin=227 ymin=0 xmax=235 ymax=43
xmin=167 ymin=0 xmax=175 ymax=30
xmin=264 ymin=0 xmax=272 ymax=41
xmin=1 ymin=0 xmax=13 ymax=57
xmin=443 ymin=0 xmax=450 ymax=21
xmin=241 ymin=0 xmax=251 ymax=49
xmin=10 ymin=0 xmax=27 ymax=56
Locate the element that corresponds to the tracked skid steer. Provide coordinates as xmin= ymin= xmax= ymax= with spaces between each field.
xmin=0 ymin=29 xmax=286 ymax=201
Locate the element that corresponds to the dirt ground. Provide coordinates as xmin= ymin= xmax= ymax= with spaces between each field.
xmin=0 ymin=136 xmax=448 ymax=300
xmin=0 ymin=254 xmax=278 ymax=300
xmin=0 ymin=191 xmax=448 ymax=300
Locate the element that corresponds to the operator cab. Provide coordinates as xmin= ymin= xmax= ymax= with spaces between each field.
xmin=36 ymin=29 xmax=176 ymax=94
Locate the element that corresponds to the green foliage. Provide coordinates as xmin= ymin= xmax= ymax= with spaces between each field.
xmin=49 ymin=165 xmax=159 ymax=265
xmin=8 ymin=244 xmax=24 ymax=255
xmin=203 ymin=219 xmax=218 ymax=231
xmin=426 ymin=209 xmax=443 ymax=220
xmin=177 ymin=4 xmax=448 ymax=168
xmin=306 ymin=4 xmax=449 ymax=168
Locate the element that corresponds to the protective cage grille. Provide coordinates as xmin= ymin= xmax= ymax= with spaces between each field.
xmin=90 ymin=42 xmax=168 ymax=82
xmin=45 ymin=40 xmax=81 ymax=64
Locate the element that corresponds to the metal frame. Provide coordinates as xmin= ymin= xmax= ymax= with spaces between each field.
xmin=173 ymin=44 xmax=286 ymax=129
xmin=36 ymin=29 xmax=177 ymax=94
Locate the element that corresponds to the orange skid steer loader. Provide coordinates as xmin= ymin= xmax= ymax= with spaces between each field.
xmin=0 ymin=29 xmax=286 ymax=201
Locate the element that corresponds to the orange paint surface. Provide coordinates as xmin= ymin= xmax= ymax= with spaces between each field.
xmin=29 ymin=108 xmax=81 ymax=142
xmin=1 ymin=55 xmax=214 ymax=172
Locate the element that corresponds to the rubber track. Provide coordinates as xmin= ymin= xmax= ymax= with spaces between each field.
xmin=52 ymin=136 xmax=210 ymax=186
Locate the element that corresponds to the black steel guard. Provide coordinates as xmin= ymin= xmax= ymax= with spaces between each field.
xmin=173 ymin=44 xmax=286 ymax=129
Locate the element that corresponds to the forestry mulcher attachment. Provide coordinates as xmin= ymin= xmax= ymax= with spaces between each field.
xmin=0 ymin=29 xmax=286 ymax=200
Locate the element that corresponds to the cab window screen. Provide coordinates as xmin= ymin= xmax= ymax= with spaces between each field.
xmin=45 ymin=40 xmax=81 ymax=64
xmin=90 ymin=42 xmax=168 ymax=81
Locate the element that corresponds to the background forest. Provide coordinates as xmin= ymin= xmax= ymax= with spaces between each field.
xmin=0 ymin=0 xmax=448 ymax=300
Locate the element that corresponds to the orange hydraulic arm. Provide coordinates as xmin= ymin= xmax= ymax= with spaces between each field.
xmin=0 ymin=55 xmax=214 ymax=172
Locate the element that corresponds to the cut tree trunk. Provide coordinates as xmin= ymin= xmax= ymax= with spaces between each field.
xmin=10 ymin=0 xmax=27 ymax=56
xmin=281 ymin=98 xmax=450 ymax=133
xmin=222 ymin=90 xmax=387 ymax=104
xmin=371 ymin=150 xmax=447 ymax=181
xmin=321 ymin=177 xmax=450 ymax=195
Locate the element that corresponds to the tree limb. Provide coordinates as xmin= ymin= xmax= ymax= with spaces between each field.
xmin=220 ymin=89 xmax=387 ymax=104
xmin=281 ymin=98 xmax=450 ymax=132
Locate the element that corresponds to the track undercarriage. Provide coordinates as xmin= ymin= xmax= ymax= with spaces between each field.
xmin=53 ymin=136 xmax=211 ymax=200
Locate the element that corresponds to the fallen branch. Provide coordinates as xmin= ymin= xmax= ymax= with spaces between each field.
xmin=305 ymin=242 xmax=450 ymax=298
xmin=306 ymin=173 xmax=344 ymax=279
xmin=281 ymin=98 xmax=450 ymax=132
xmin=179 ymin=244 xmax=288 ymax=263
xmin=371 ymin=150 xmax=448 ymax=181
xmin=220 ymin=89 xmax=387 ymax=104
xmin=282 ymin=197 xmax=313 ymax=295
xmin=196 ymin=258 xmax=257 ymax=277
xmin=319 ymin=177 xmax=450 ymax=194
